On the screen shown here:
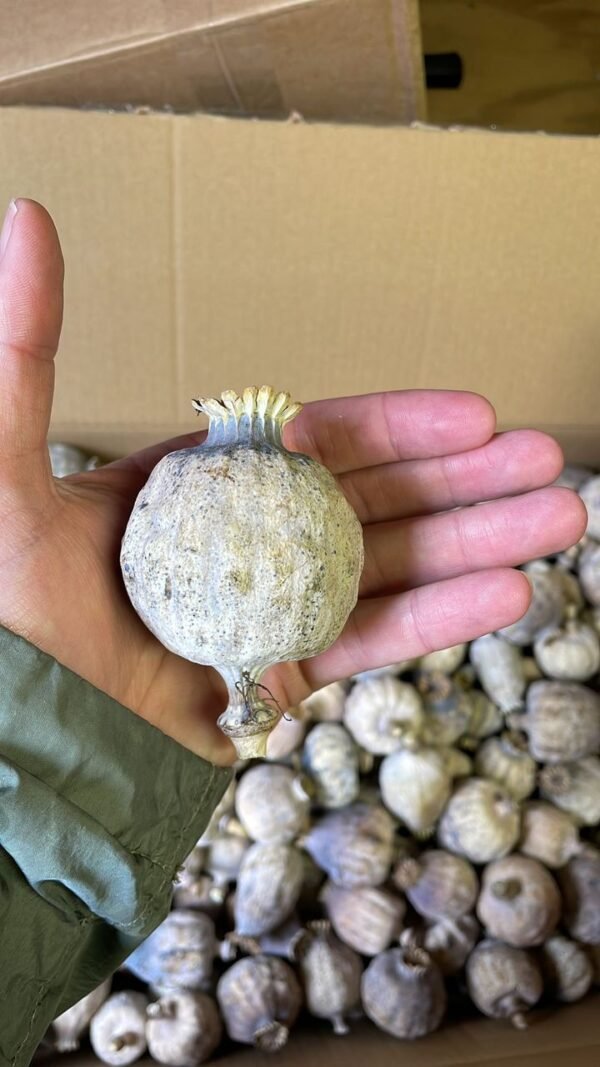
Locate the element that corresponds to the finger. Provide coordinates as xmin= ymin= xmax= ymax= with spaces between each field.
xmin=359 ymin=487 xmax=588 ymax=596
xmin=100 ymin=389 xmax=497 ymax=493
xmin=296 ymin=567 xmax=531 ymax=691
xmin=97 ymin=429 xmax=207 ymax=495
xmin=0 ymin=199 xmax=64 ymax=481
xmin=285 ymin=390 xmax=497 ymax=474
xmin=136 ymin=654 xmax=235 ymax=767
xmin=340 ymin=429 xmax=565 ymax=525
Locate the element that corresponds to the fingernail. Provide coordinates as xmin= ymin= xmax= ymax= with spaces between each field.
xmin=0 ymin=199 xmax=18 ymax=261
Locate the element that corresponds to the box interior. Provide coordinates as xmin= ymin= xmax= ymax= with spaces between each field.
xmin=0 ymin=5 xmax=599 ymax=1063
xmin=421 ymin=0 xmax=600 ymax=136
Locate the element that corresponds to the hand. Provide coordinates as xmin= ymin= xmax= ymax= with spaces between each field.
xmin=0 ymin=200 xmax=587 ymax=765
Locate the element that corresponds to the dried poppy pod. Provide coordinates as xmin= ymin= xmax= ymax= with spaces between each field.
xmin=470 ymin=634 xmax=526 ymax=713
xmin=579 ymin=473 xmax=600 ymax=539
xmin=474 ymin=731 xmax=537 ymax=801
xmin=558 ymin=849 xmax=600 ymax=944
xmin=246 ymin=914 xmax=305 ymax=962
xmin=120 ymin=386 xmax=364 ymax=759
xmin=423 ymin=915 xmax=481 ymax=976
xmin=217 ymin=955 xmax=302 ymax=1051
xmin=519 ymin=801 xmax=584 ymax=869
xmin=174 ymin=845 xmax=207 ymax=889
xmin=361 ymin=931 xmax=447 ymax=1039
xmin=497 ymin=561 xmax=565 ymax=647
xmin=172 ymin=872 xmax=223 ymax=915
xmin=300 ymin=681 xmax=348 ymax=722
xmin=146 ymin=992 xmax=222 ymax=1067
xmin=533 ymin=618 xmax=600 ymax=682
xmin=510 ymin=680 xmax=600 ymax=763
xmin=234 ymin=763 xmax=310 ymax=844
xmin=205 ymin=830 xmax=250 ymax=899
xmin=440 ymin=746 xmax=473 ymax=778
xmin=124 ymin=911 xmax=220 ymax=993
xmin=48 ymin=441 xmax=100 ymax=478
xmin=301 ymin=802 xmax=395 ymax=888
xmin=234 ymin=842 xmax=304 ymax=937
xmin=320 ymin=882 xmax=406 ymax=956
xmin=552 ymin=569 xmax=586 ymax=613
xmin=417 ymin=643 xmax=467 ymax=675
xmin=173 ymin=842 xmax=225 ymax=913
xmin=197 ymin=780 xmax=237 ymax=845
xmin=90 ymin=992 xmax=149 ymax=1066
xmin=438 ymin=779 xmax=520 ymax=864
xmin=579 ymin=540 xmax=600 ymax=606
xmin=453 ymin=661 xmax=477 ymax=689
xmin=462 ymin=690 xmax=503 ymax=747
xmin=477 ymin=855 xmax=561 ymax=947
xmin=539 ymin=757 xmax=600 ymax=826
xmin=50 ymin=979 xmax=112 ymax=1052
xmin=522 ymin=655 xmax=544 ymax=682
xmin=555 ymin=464 xmax=596 ymax=491
xmin=222 ymin=915 xmax=308 ymax=967
xmin=301 ymin=722 xmax=360 ymax=809
xmin=294 ymin=920 xmax=362 ymax=1035
xmin=379 ymin=746 xmax=457 ymax=837
xmin=343 ymin=675 xmax=424 ymax=755
xmin=393 ymin=849 xmax=478 ymax=922
xmin=556 ymin=535 xmax=589 ymax=575
xmin=465 ymin=940 xmax=543 ymax=1029
xmin=266 ymin=704 xmax=310 ymax=759
xmin=539 ymin=935 xmax=594 ymax=1003
xmin=296 ymin=850 xmax=326 ymax=915
xmin=417 ymin=672 xmax=472 ymax=746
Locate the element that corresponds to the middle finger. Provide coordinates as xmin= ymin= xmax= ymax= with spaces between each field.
xmin=340 ymin=429 xmax=564 ymax=525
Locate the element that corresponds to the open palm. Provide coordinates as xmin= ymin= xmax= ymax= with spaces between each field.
xmin=0 ymin=201 xmax=587 ymax=765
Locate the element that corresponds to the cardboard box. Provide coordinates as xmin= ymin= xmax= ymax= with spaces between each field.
xmin=0 ymin=102 xmax=598 ymax=1064
xmin=0 ymin=0 xmax=426 ymax=123
xmin=421 ymin=0 xmax=600 ymax=136
xmin=0 ymin=104 xmax=598 ymax=462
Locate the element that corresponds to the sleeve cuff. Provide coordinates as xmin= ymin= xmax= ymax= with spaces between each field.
xmin=0 ymin=623 xmax=232 ymax=933
xmin=0 ymin=624 xmax=232 ymax=1066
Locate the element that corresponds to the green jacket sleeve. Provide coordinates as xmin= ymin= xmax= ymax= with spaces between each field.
xmin=0 ymin=624 xmax=232 ymax=1067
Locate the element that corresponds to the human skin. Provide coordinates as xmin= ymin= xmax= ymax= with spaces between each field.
xmin=0 ymin=199 xmax=588 ymax=765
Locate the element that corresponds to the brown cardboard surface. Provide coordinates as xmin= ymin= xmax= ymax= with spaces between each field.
xmin=0 ymin=0 xmax=425 ymax=123
xmin=0 ymin=107 xmax=598 ymax=450
xmin=1 ymin=103 xmax=600 ymax=1062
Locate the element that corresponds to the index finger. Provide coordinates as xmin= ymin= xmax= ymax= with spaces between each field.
xmin=285 ymin=390 xmax=497 ymax=473
xmin=102 ymin=389 xmax=497 ymax=491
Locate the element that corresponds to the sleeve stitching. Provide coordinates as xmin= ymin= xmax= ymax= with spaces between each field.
xmin=117 ymin=767 xmax=222 ymax=930
xmin=10 ymin=915 xmax=95 ymax=1067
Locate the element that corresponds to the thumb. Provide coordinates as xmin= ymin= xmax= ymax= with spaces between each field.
xmin=0 ymin=198 xmax=64 ymax=486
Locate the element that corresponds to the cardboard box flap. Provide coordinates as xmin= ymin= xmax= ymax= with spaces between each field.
xmin=0 ymin=0 xmax=425 ymax=122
